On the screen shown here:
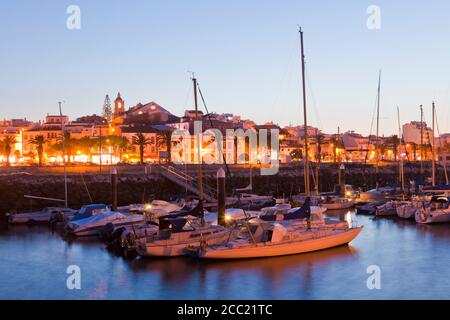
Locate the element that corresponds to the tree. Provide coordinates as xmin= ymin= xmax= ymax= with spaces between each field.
xmin=118 ymin=136 xmax=130 ymax=162
xmin=390 ymin=135 xmax=399 ymax=162
xmin=156 ymin=129 xmax=175 ymax=163
xmin=78 ymin=136 xmax=95 ymax=163
xmin=2 ymin=136 xmax=16 ymax=166
xmin=30 ymin=135 xmax=46 ymax=166
xmin=132 ymin=133 xmax=151 ymax=164
xmin=62 ymin=131 xmax=74 ymax=163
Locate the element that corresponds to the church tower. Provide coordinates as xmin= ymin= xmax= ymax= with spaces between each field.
xmin=114 ymin=92 xmax=125 ymax=118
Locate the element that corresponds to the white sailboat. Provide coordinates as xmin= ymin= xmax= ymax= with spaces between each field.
xmin=415 ymin=196 xmax=450 ymax=224
xmin=193 ymin=223 xmax=363 ymax=260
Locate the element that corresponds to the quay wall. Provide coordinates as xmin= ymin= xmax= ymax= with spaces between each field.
xmin=0 ymin=162 xmax=439 ymax=214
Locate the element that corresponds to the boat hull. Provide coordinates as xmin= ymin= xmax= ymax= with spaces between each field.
xmin=321 ymin=200 xmax=355 ymax=210
xmin=415 ymin=209 xmax=450 ymax=224
xmin=137 ymin=229 xmax=233 ymax=257
xmin=199 ymin=226 xmax=363 ymax=259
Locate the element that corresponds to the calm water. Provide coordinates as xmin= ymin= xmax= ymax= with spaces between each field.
xmin=0 ymin=211 xmax=449 ymax=300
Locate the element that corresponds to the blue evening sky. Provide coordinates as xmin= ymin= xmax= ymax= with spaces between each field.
xmin=1 ymin=0 xmax=450 ymax=135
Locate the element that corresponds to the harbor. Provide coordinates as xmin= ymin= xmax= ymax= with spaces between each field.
xmin=2 ymin=1 xmax=450 ymax=304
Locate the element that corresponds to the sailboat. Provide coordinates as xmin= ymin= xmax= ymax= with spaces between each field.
xmin=192 ymin=222 xmax=363 ymax=260
xmin=133 ymin=75 xmax=235 ymax=257
xmin=415 ymin=196 xmax=450 ymax=224
xmin=189 ymin=28 xmax=364 ymax=260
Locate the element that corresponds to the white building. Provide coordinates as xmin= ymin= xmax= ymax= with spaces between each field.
xmin=402 ymin=121 xmax=433 ymax=145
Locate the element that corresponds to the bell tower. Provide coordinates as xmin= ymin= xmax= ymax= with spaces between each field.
xmin=114 ymin=92 xmax=125 ymax=117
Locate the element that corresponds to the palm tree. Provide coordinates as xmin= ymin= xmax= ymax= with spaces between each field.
xmin=2 ymin=136 xmax=16 ymax=166
xmin=78 ymin=136 xmax=95 ymax=163
xmin=132 ymin=133 xmax=151 ymax=164
xmin=390 ymin=135 xmax=399 ymax=162
xmin=62 ymin=131 xmax=73 ymax=163
xmin=156 ymin=129 xmax=175 ymax=163
xmin=30 ymin=135 xmax=46 ymax=166
xmin=118 ymin=136 xmax=130 ymax=162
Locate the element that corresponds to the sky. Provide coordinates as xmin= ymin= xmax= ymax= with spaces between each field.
xmin=1 ymin=0 xmax=450 ymax=136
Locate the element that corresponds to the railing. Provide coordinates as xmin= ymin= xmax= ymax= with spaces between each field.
xmin=157 ymin=165 xmax=217 ymax=202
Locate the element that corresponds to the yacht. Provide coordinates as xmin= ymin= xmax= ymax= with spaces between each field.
xmin=415 ymin=196 xmax=450 ymax=224
xmin=191 ymin=222 xmax=363 ymax=260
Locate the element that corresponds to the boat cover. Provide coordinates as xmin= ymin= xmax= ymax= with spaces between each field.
xmin=69 ymin=211 xmax=125 ymax=229
xmin=260 ymin=198 xmax=311 ymax=221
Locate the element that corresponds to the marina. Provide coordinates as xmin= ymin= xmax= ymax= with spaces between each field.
xmin=2 ymin=1 xmax=450 ymax=305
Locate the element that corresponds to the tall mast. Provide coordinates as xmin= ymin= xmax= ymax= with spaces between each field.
xmin=315 ymin=128 xmax=320 ymax=194
xmin=397 ymin=106 xmax=405 ymax=191
xmin=192 ymin=75 xmax=204 ymax=204
xmin=375 ymin=70 xmax=381 ymax=181
xmin=299 ymin=27 xmax=310 ymax=196
xmin=420 ymin=104 xmax=424 ymax=178
xmin=432 ymin=102 xmax=436 ymax=186
xmin=59 ymin=101 xmax=68 ymax=208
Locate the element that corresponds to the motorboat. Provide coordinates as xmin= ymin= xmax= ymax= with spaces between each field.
xmin=415 ymin=196 xmax=450 ymax=224
xmin=7 ymin=207 xmax=77 ymax=224
xmin=65 ymin=211 xmax=145 ymax=237
xmin=320 ymin=196 xmax=355 ymax=210
xmin=191 ymin=222 xmax=363 ymax=260
xmin=50 ymin=204 xmax=110 ymax=225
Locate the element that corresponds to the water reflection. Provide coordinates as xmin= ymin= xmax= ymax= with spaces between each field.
xmin=0 ymin=209 xmax=449 ymax=299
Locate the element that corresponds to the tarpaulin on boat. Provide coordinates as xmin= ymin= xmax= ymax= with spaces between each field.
xmin=158 ymin=201 xmax=204 ymax=229
xmin=260 ymin=198 xmax=311 ymax=221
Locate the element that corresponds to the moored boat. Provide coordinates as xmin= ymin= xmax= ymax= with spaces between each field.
xmin=320 ymin=196 xmax=355 ymax=210
xmin=192 ymin=223 xmax=363 ymax=260
xmin=415 ymin=196 xmax=450 ymax=224
xmin=7 ymin=207 xmax=77 ymax=224
xmin=65 ymin=211 xmax=145 ymax=237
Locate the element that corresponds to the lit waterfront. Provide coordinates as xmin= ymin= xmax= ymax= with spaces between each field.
xmin=1 ymin=210 xmax=449 ymax=300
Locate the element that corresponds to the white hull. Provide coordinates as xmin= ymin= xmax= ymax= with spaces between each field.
xmin=68 ymin=213 xmax=145 ymax=237
xmin=137 ymin=228 xmax=234 ymax=257
xmin=8 ymin=208 xmax=76 ymax=224
xmin=321 ymin=199 xmax=355 ymax=210
xmin=396 ymin=203 xmax=418 ymax=219
xmin=199 ymin=227 xmax=363 ymax=259
xmin=415 ymin=208 xmax=450 ymax=224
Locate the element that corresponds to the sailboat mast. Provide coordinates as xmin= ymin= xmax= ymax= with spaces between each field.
xmin=59 ymin=101 xmax=68 ymax=208
xmin=193 ymin=76 xmax=204 ymax=204
xmin=299 ymin=27 xmax=310 ymax=196
xmin=375 ymin=70 xmax=381 ymax=177
xmin=420 ymin=104 xmax=424 ymax=177
xmin=432 ymin=101 xmax=436 ymax=186
xmin=397 ymin=106 xmax=405 ymax=191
